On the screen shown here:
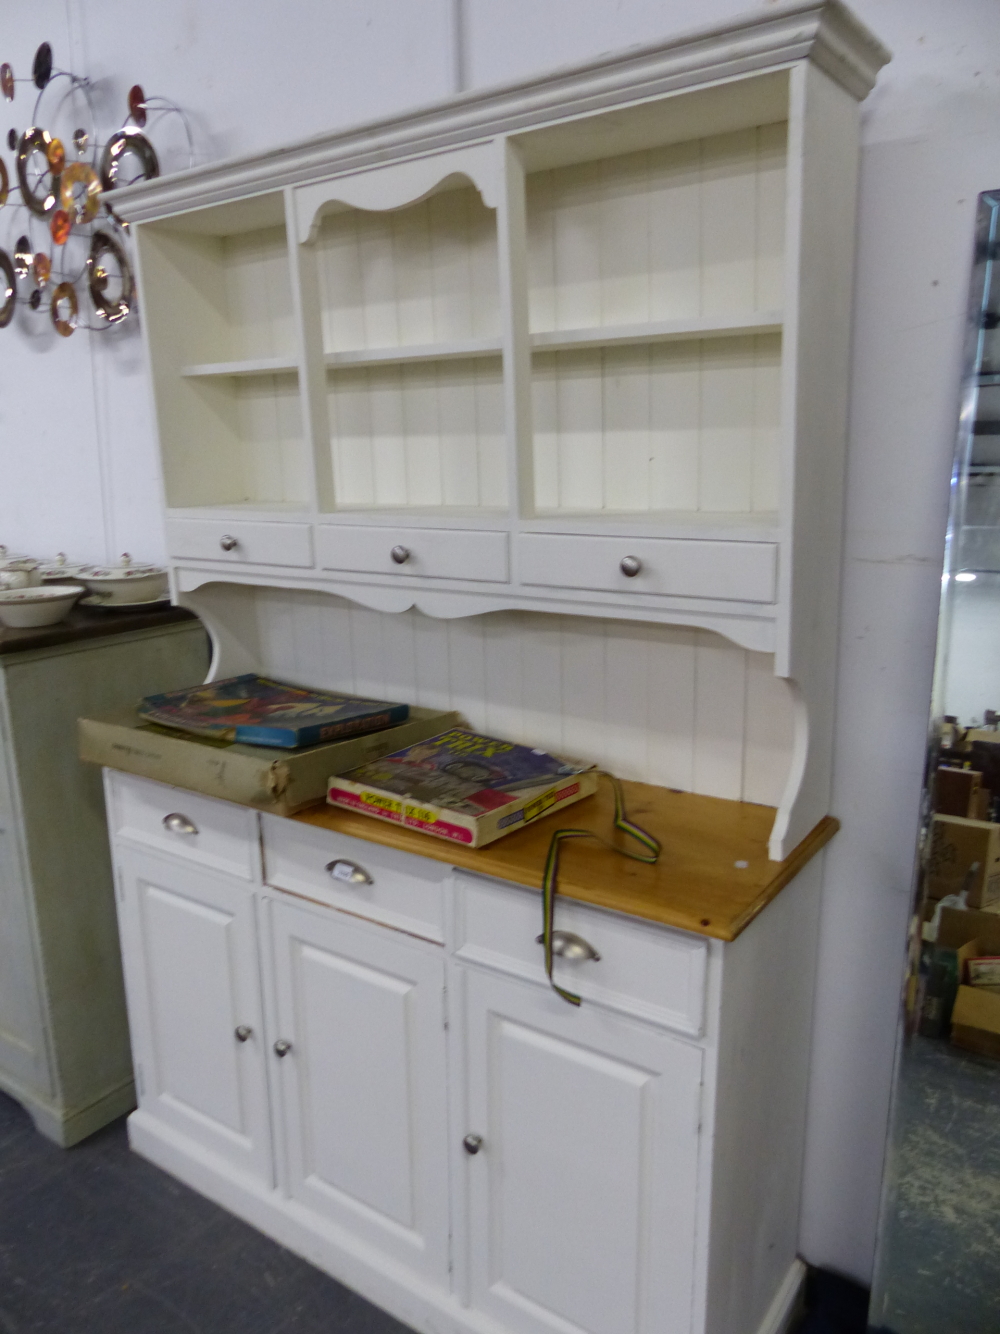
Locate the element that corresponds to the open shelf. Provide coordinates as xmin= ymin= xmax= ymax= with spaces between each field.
xmin=526 ymin=123 xmax=786 ymax=335
xmin=324 ymin=336 xmax=502 ymax=370
xmin=139 ymin=192 xmax=296 ymax=366
xmin=530 ymin=333 xmax=781 ymax=516
xmin=159 ymin=370 xmax=309 ymax=510
xmin=316 ymin=183 xmax=501 ymax=355
xmin=181 ymin=355 xmax=299 ymax=379
xmin=327 ymin=355 xmax=507 ymax=510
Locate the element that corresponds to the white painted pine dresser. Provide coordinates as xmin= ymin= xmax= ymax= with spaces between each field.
xmin=99 ymin=4 xmax=889 ymax=1333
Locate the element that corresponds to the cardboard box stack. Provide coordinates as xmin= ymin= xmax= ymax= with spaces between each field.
xmin=935 ymin=907 xmax=1000 ymax=1060
xmin=926 ymin=814 xmax=1000 ymax=910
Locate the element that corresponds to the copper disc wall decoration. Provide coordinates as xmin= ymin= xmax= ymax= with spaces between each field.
xmin=87 ymin=230 xmax=134 ymax=325
xmin=0 ymin=64 xmax=13 ymax=103
xmin=128 ymin=84 xmax=147 ymax=128
xmin=50 ymin=281 xmax=77 ymax=335
xmin=12 ymin=235 xmax=30 ymax=277
xmin=33 ymin=251 xmax=51 ymax=286
xmin=0 ymin=249 xmax=14 ymax=328
xmin=46 ymin=136 xmax=65 ymax=173
xmin=99 ymin=128 xmax=159 ymax=190
xmin=59 ymin=161 xmax=100 ymax=223
xmin=16 ymin=128 xmax=60 ymax=216
xmin=32 ymin=43 xmax=53 ymax=91
xmin=49 ymin=209 xmax=71 ymax=246
xmin=0 ymin=157 xmax=8 ymax=207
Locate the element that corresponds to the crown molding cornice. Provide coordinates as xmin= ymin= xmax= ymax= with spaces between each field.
xmin=111 ymin=0 xmax=889 ymax=225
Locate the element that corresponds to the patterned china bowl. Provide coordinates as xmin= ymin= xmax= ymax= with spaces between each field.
xmin=0 ymin=584 xmax=83 ymax=628
xmin=76 ymin=554 xmax=169 ymax=604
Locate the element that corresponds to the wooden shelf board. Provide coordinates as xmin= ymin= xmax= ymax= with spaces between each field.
xmin=324 ymin=338 xmax=503 ymax=370
xmin=530 ymin=312 xmax=783 ymax=355
xmin=292 ymin=777 xmax=838 ymax=943
xmin=181 ymin=356 xmax=299 ymax=379
xmin=314 ymin=317 xmax=782 ymax=374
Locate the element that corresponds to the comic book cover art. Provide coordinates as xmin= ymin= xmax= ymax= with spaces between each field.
xmin=327 ymin=727 xmax=599 ymax=846
xmin=138 ymin=674 xmax=409 ymax=750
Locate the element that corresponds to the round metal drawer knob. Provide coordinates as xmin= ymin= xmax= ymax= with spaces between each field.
xmin=619 ymin=555 xmax=642 ymax=578
xmin=162 ymin=812 xmax=198 ymax=837
xmin=219 ymin=534 xmax=239 ymax=551
xmin=390 ymin=545 xmax=410 ymax=565
xmin=234 ymin=1025 xmax=253 ymax=1043
xmin=463 ymin=1133 xmax=483 ymax=1155
xmin=273 ymin=1038 xmax=293 ymax=1058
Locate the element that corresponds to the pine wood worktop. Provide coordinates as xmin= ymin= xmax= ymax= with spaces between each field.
xmin=293 ymin=779 xmax=838 ymax=942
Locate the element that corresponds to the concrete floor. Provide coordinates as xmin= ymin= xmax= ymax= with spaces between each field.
xmin=0 ymin=1089 xmax=408 ymax=1333
xmin=867 ymin=1033 xmax=1000 ymax=1334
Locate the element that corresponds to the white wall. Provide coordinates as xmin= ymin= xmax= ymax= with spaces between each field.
xmin=2 ymin=0 xmax=1000 ymax=1286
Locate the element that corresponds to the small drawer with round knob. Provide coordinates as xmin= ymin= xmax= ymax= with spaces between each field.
xmin=518 ymin=533 xmax=777 ymax=605
xmin=261 ymin=814 xmax=447 ymax=942
xmin=165 ymin=518 xmax=313 ymax=569
xmin=107 ymin=772 xmax=258 ymax=879
xmin=316 ymin=524 xmax=509 ymax=584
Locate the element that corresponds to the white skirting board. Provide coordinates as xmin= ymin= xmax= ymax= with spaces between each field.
xmin=129 ymin=1110 xmax=807 ymax=1334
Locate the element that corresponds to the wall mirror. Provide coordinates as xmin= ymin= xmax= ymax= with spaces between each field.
xmin=869 ymin=188 xmax=1000 ymax=1333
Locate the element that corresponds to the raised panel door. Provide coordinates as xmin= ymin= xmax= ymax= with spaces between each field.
xmin=460 ymin=966 xmax=702 ymax=1334
xmin=117 ymin=847 xmax=272 ymax=1185
xmin=267 ymin=897 xmax=450 ymax=1288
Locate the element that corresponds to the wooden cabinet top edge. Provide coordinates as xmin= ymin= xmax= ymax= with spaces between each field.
xmin=290 ymin=777 xmax=840 ymax=943
xmin=109 ymin=1 xmax=888 ymax=227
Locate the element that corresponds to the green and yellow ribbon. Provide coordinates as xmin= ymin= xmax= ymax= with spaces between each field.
xmin=541 ymin=773 xmax=660 ymax=1005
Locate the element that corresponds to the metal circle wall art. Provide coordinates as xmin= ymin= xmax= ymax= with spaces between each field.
xmin=16 ymin=128 xmax=60 ymax=215
xmin=0 ymin=40 xmax=192 ymax=340
xmin=100 ymin=129 xmax=159 ymax=191
xmin=0 ymin=249 xmax=15 ymax=327
xmin=88 ymin=230 xmax=134 ymax=325
xmin=50 ymin=280 xmax=77 ymax=335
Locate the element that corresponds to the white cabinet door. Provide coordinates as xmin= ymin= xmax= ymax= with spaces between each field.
xmin=267 ymin=897 xmax=450 ymax=1288
xmin=117 ymin=847 xmax=272 ymax=1186
xmin=459 ymin=966 xmax=703 ymax=1334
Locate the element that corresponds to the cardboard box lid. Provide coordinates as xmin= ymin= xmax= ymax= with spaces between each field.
xmin=937 ymin=906 xmax=1000 ymax=953
xmin=952 ymin=983 xmax=1000 ymax=1037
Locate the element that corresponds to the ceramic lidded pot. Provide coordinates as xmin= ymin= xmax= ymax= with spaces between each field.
xmin=76 ymin=553 xmax=169 ymax=604
xmin=0 ymin=554 xmax=43 ymax=589
xmin=37 ymin=552 xmax=86 ymax=584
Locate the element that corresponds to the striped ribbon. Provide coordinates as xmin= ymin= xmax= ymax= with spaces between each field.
xmin=541 ymin=773 xmax=661 ymax=1005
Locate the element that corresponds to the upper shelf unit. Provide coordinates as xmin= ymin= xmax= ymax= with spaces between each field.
xmin=120 ymin=1 xmax=889 ymax=861
xmin=121 ymin=0 xmax=890 ymax=607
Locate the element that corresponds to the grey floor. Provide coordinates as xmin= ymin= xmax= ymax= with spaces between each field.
xmin=0 ymin=1089 xmax=409 ymax=1333
xmin=867 ymin=1033 xmax=1000 ymax=1334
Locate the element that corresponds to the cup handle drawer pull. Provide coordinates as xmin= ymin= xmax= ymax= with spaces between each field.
xmin=326 ymin=859 xmax=373 ymax=885
xmin=163 ymin=812 xmax=198 ymax=837
xmin=390 ymin=545 xmax=410 ymax=565
xmin=535 ymin=929 xmax=601 ymax=962
xmin=619 ymin=555 xmax=642 ymax=577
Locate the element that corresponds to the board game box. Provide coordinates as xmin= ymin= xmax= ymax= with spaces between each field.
xmin=327 ymin=727 xmax=598 ymax=847
xmin=138 ymin=674 xmax=409 ymax=749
